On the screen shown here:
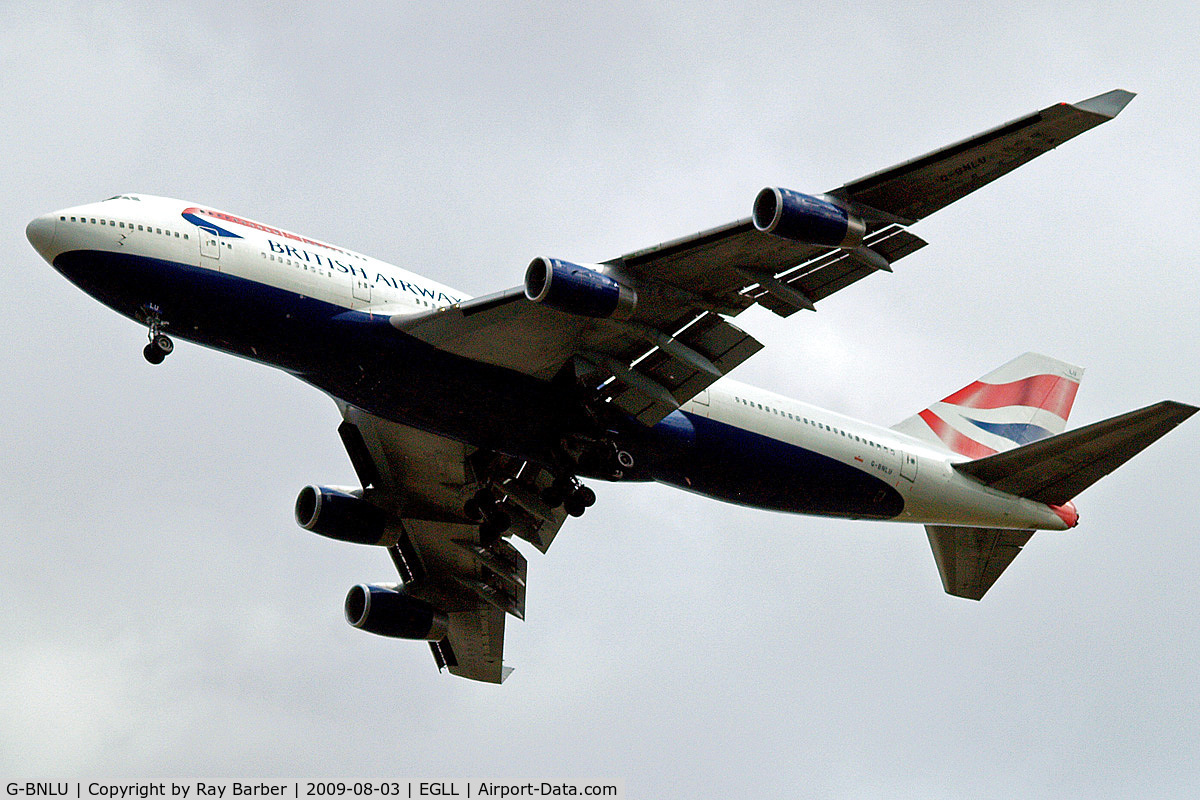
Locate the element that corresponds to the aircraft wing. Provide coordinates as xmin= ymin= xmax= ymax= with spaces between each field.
xmin=397 ymin=90 xmax=1132 ymax=426
xmin=337 ymin=402 xmax=569 ymax=683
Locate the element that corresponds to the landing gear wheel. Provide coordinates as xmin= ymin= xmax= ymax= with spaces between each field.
xmin=152 ymin=334 xmax=174 ymax=355
xmin=479 ymin=519 xmax=502 ymax=546
xmin=563 ymin=495 xmax=586 ymax=517
xmin=463 ymin=497 xmax=484 ymax=521
xmin=472 ymin=488 xmax=495 ymax=511
xmin=573 ymin=485 xmax=596 ymax=508
xmin=143 ymin=342 xmax=166 ymax=365
xmin=541 ymin=477 xmax=572 ymax=508
xmin=488 ymin=509 xmax=511 ymax=532
xmin=479 ymin=509 xmax=511 ymax=546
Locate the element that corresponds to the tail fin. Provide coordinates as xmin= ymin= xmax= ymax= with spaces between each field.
xmin=954 ymin=401 xmax=1198 ymax=505
xmin=891 ymin=352 xmax=1084 ymax=458
xmin=927 ymin=398 xmax=1196 ymax=603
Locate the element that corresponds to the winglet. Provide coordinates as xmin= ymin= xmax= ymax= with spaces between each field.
xmin=1072 ymin=89 xmax=1136 ymax=118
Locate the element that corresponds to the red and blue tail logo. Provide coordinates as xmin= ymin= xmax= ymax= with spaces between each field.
xmin=892 ymin=353 xmax=1083 ymax=458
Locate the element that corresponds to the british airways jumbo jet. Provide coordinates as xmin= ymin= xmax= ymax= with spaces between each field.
xmin=26 ymin=90 xmax=1195 ymax=683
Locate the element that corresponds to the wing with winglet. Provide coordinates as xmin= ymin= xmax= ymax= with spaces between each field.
xmin=396 ymin=91 xmax=1133 ymax=425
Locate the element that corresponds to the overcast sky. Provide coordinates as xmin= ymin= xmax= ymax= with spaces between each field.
xmin=2 ymin=2 xmax=1198 ymax=797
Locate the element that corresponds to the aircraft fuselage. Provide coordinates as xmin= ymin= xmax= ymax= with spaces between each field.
xmin=27 ymin=194 xmax=1074 ymax=532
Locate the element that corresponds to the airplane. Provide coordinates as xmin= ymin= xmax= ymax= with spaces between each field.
xmin=26 ymin=89 xmax=1196 ymax=684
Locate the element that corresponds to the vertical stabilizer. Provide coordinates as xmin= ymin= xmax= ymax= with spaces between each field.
xmin=891 ymin=353 xmax=1083 ymax=458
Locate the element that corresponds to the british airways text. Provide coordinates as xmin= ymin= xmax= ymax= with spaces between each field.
xmin=268 ymin=240 xmax=460 ymax=304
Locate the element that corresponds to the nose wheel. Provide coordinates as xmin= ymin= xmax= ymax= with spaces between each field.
xmin=140 ymin=306 xmax=174 ymax=365
xmin=143 ymin=334 xmax=174 ymax=364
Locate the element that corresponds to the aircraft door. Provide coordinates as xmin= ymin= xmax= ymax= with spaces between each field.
xmin=198 ymin=226 xmax=220 ymax=269
xmin=691 ymin=389 xmax=711 ymax=418
xmin=900 ymin=451 xmax=918 ymax=482
xmin=352 ymin=275 xmax=371 ymax=304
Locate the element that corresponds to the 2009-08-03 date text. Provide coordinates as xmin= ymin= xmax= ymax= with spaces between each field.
xmin=305 ymin=785 xmax=405 ymax=796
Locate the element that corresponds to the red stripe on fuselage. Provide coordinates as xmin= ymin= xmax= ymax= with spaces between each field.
xmin=940 ymin=374 xmax=1079 ymax=420
xmin=182 ymin=207 xmax=350 ymax=256
xmin=918 ymin=409 xmax=998 ymax=458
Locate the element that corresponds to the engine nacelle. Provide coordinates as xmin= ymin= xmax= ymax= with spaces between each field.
xmin=524 ymin=257 xmax=637 ymax=319
xmin=345 ymin=583 xmax=449 ymax=641
xmin=294 ymin=485 xmax=387 ymax=545
xmin=752 ymin=187 xmax=865 ymax=248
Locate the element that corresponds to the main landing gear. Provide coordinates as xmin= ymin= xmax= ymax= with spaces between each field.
xmin=463 ymin=470 xmax=598 ymax=547
xmin=464 ymin=487 xmax=512 ymax=546
xmin=540 ymin=476 xmax=596 ymax=518
xmin=141 ymin=307 xmax=174 ymax=365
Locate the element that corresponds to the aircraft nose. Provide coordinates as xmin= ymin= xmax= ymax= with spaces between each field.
xmin=26 ymin=213 xmax=59 ymax=262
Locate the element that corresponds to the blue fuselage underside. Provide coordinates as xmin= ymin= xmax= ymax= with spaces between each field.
xmin=53 ymin=250 xmax=903 ymax=519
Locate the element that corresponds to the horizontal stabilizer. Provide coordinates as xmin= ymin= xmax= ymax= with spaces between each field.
xmin=954 ymin=401 xmax=1197 ymax=505
xmin=926 ymin=525 xmax=1034 ymax=600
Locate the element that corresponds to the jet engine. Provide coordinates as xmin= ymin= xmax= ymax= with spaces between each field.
xmin=344 ymin=583 xmax=449 ymax=641
xmin=524 ymin=257 xmax=637 ymax=319
xmin=294 ymin=485 xmax=386 ymax=545
xmin=752 ymin=187 xmax=866 ymax=248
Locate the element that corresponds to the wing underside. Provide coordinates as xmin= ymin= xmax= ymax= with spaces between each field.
xmin=339 ymin=403 xmax=568 ymax=683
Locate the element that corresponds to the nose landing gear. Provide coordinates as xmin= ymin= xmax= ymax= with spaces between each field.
xmin=143 ymin=333 xmax=174 ymax=364
xmin=141 ymin=306 xmax=174 ymax=365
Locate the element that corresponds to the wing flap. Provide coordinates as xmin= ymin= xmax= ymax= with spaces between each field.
xmin=954 ymin=401 xmax=1197 ymax=505
xmin=750 ymin=226 xmax=929 ymax=317
xmin=445 ymin=604 xmax=510 ymax=683
xmin=602 ymin=312 xmax=763 ymax=426
xmin=926 ymin=525 xmax=1034 ymax=601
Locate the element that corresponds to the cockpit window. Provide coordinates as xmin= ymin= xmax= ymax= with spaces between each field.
xmin=104 ymin=195 xmax=141 ymax=201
